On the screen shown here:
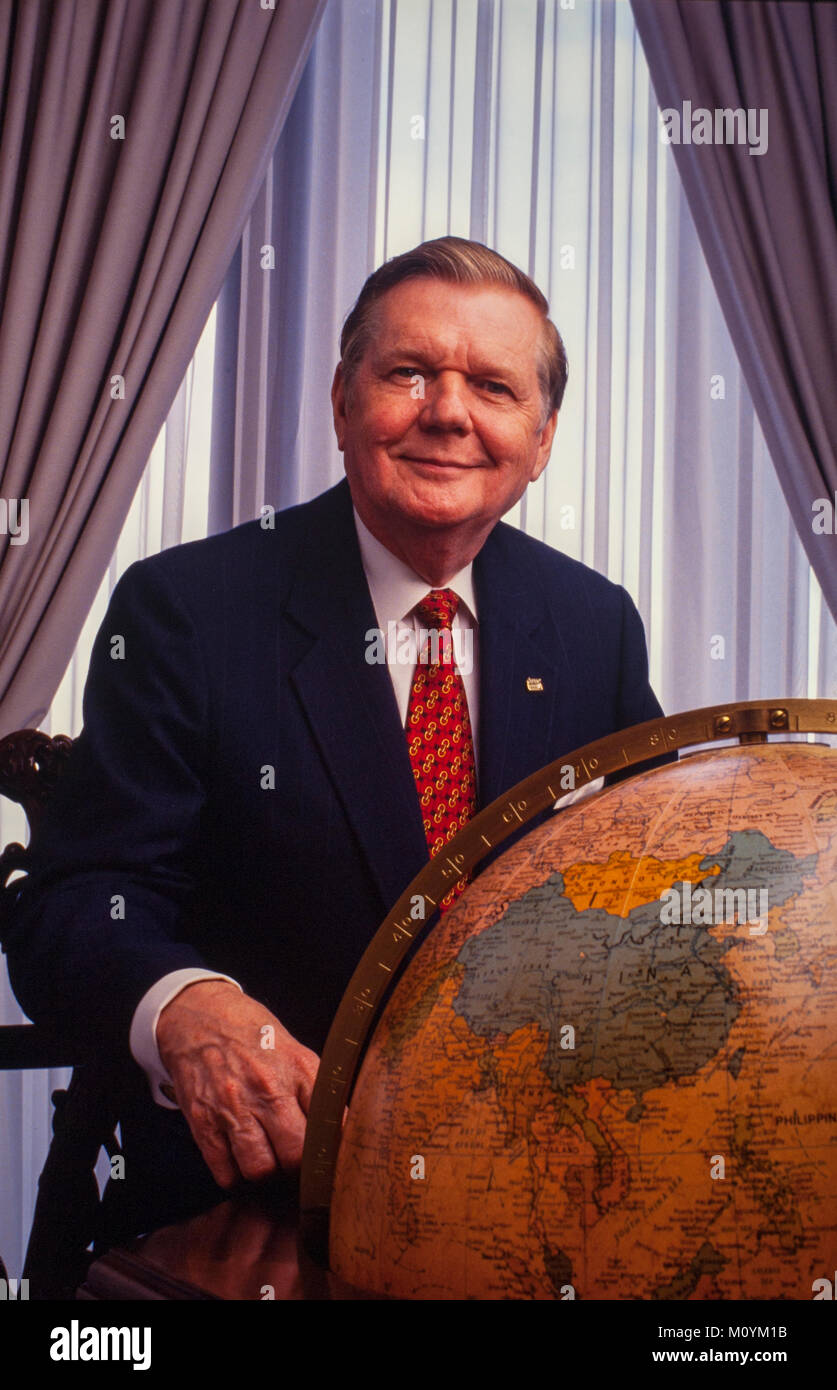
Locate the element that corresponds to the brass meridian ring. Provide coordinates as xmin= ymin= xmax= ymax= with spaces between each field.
xmin=299 ymin=697 xmax=837 ymax=1258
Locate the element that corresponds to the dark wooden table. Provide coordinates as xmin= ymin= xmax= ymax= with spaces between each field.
xmin=78 ymin=1194 xmax=375 ymax=1300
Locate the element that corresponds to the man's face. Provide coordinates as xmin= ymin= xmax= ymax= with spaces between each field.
xmin=332 ymin=279 xmax=557 ymax=546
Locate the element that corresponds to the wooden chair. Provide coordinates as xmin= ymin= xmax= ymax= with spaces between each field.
xmin=0 ymin=729 xmax=122 ymax=1299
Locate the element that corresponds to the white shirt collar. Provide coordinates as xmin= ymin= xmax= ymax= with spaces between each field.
xmin=352 ymin=506 xmax=478 ymax=629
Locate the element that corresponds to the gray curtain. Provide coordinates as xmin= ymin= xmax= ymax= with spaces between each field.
xmin=0 ymin=0 xmax=326 ymax=736
xmin=630 ymin=0 xmax=837 ymax=622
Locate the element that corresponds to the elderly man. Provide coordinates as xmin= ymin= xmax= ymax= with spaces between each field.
xmin=7 ymin=237 xmax=667 ymax=1245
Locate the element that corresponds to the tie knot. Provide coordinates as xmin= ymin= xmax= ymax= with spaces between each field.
xmin=416 ymin=588 xmax=459 ymax=630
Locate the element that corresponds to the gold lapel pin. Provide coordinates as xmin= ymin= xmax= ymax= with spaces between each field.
xmin=526 ymin=677 xmax=544 ymax=692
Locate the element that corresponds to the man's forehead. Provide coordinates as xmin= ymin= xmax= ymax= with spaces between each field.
xmin=370 ymin=279 xmax=543 ymax=366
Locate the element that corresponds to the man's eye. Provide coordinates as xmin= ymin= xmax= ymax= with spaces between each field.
xmin=481 ymin=380 xmax=510 ymax=396
xmin=393 ymin=366 xmax=420 ymax=378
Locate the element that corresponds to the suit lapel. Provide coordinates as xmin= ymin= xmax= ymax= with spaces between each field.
xmin=475 ymin=523 xmax=572 ymax=808
xmin=284 ymin=483 xmax=429 ymax=912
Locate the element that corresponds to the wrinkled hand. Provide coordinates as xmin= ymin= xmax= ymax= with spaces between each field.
xmin=156 ymin=980 xmax=320 ymax=1189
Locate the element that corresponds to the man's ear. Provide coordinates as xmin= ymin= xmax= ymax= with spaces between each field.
xmin=331 ymin=363 xmax=347 ymax=452
xmin=531 ymin=408 xmax=558 ymax=481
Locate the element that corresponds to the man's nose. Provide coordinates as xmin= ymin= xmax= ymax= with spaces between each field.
xmin=418 ymin=372 xmax=471 ymax=429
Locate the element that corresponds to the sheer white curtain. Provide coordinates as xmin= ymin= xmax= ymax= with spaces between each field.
xmin=209 ymin=0 xmax=382 ymax=523
xmin=0 ymin=312 xmax=216 ymax=1280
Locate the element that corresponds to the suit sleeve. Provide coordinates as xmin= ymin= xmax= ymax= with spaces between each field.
xmin=606 ymin=586 xmax=675 ymax=785
xmin=4 ymin=558 xmax=215 ymax=1058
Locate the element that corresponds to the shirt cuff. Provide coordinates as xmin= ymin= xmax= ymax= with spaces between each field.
xmin=129 ymin=968 xmax=243 ymax=1109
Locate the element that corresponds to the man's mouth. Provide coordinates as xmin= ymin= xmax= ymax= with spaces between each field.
xmin=400 ymin=456 xmax=480 ymax=469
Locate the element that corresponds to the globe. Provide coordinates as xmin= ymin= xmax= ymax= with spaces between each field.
xmin=328 ymin=740 xmax=837 ymax=1299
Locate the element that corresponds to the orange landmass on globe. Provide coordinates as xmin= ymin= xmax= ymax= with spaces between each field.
xmin=561 ymin=849 xmax=720 ymax=914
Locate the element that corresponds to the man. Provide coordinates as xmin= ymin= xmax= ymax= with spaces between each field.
xmin=6 ymin=237 xmax=668 ymax=1247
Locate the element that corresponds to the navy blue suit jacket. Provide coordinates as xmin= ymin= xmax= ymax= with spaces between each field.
xmin=6 ymin=478 xmax=667 ymax=1241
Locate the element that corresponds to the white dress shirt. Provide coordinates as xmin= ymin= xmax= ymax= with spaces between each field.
xmin=353 ymin=507 xmax=480 ymax=741
xmin=130 ymin=506 xmax=480 ymax=1107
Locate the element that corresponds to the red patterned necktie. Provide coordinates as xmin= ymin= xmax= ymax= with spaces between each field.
xmin=406 ymin=589 xmax=476 ymax=909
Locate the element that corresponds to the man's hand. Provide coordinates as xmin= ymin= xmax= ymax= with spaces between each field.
xmin=155 ymin=980 xmax=320 ymax=1189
